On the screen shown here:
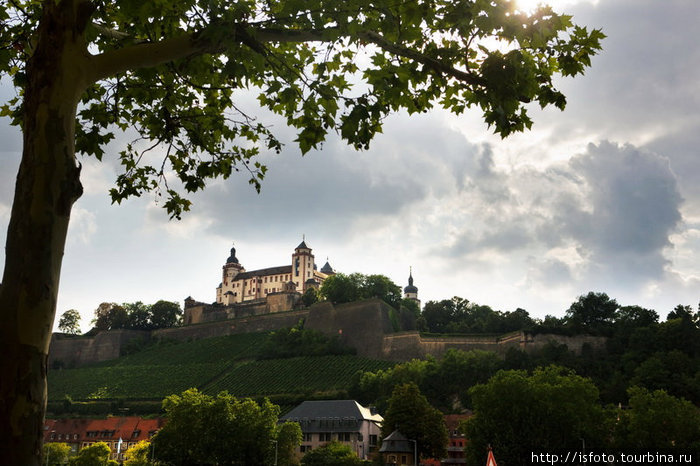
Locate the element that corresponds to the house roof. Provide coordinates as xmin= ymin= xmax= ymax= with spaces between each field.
xmin=281 ymin=400 xmax=382 ymax=432
xmin=320 ymin=261 xmax=334 ymax=274
xmin=379 ymin=429 xmax=414 ymax=453
xmin=282 ymin=400 xmax=382 ymax=422
xmin=44 ymin=417 xmax=165 ymax=444
xmin=235 ymin=265 xmax=292 ymax=280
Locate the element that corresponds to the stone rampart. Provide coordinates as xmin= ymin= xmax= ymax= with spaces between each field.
xmin=380 ymin=330 xmax=606 ymax=361
xmin=49 ymin=330 xmax=150 ymax=368
xmin=153 ymin=309 xmax=309 ymax=342
xmin=306 ymin=299 xmax=395 ymax=359
xmin=49 ymin=299 xmax=607 ymax=367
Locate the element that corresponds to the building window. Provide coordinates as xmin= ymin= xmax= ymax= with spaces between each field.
xmin=338 ymin=432 xmax=351 ymax=442
xmin=369 ymin=435 xmax=378 ymax=446
xmin=302 ymin=433 xmax=312 ymax=442
xmin=319 ymin=433 xmax=332 ymax=442
xmin=300 ymin=445 xmax=312 ymax=453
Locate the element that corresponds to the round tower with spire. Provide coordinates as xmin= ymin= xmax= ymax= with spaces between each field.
xmin=403 ymin=267 xmax=420 ymax=306
xmin=217 ymin=244 xmax=246 ymax=304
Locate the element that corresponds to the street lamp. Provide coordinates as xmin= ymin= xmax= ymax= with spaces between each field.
xmin=272 ymin=439 xmax=278 ymax=466
xmin=408 ymin=439 xmax=417 ymax=466
xmin=46 ymin=431 xmax=55 ymax=466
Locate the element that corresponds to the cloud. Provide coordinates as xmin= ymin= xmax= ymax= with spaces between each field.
xmin=436 ymin=140 xmax=683 ymax=288
xmin=568 ymin=142 xmax=682 ymax=258
xmin=163 ymin=112 xmax=486 ymax=244
xmin=67 ymin=207 xmax=98 ymax=245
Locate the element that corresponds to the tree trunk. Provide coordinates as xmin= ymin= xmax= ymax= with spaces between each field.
xmin=0 ymin=1 xmax=92 ymax=464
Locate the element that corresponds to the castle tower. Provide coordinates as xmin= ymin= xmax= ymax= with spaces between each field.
xmin=217 ymin=245 xmax=245 ymax=304
xmin=403 ymin=267 xmax=420 ymax=306
xmin=292 ymin=237 xmax=316 ymax=293
xmin=320 ymin=257 xmax=335 ymax=275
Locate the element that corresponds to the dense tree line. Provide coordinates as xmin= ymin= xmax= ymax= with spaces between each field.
xmin=353 ymin=296 xmax=699 ymax=410
xmin=419 ymin=296 xmax=536 ymax=334
xmin=463 ymin=367 xmax=700 ymax=465
xmin=350 ymin=291 xmax=700 ymax=464
xmin=320 ymin=273 xmax=403 ymax=309
xmin=318 ymin=272 xmax=420 ymax=331
xmin=89 ymin=300 xmax=183 ymax=333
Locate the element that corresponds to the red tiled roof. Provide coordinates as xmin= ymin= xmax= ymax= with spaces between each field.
xmin=44 ymin=417 xmax=165 ymax=444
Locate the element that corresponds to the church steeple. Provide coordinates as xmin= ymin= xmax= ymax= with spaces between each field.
xmin=403 ymin=267 xmax=419 ymax=304
xmin=226 ymin=243 xmax=239 ymax=264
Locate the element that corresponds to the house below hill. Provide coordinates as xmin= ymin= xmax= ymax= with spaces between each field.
xmin=280 ymin=400 xmax=383 ymax=461
xmin=43 ymin=416 xmax=165 ymax=462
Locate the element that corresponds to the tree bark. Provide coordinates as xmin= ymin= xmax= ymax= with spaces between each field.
xmin=0 ymin=1 xmax=92 ymax=464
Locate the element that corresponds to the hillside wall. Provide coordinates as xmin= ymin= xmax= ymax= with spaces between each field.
xmin=49 ymin=299 xmax=607 ymax=367
xmin=306 ymin=299 xmax=396 ymax=359
xmin=49 ymin=330 xmax=150 ymax=368
xmin=380 ymin=331 xmax=607 ymax=361
xmin=153 ymin=309 xmax=309 ymax=341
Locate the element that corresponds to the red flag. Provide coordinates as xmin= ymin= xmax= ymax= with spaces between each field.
xmin=486 ymin=448 xmax=498 ymax=466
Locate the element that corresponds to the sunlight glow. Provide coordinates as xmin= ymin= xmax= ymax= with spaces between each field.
xmin=514 ymin=0 xmax=598 ymax=14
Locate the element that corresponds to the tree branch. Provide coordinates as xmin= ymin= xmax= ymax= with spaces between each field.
xmin=357 ymin=31 xmax=486 ymax=87
xmin=89 ymin=23 xmax=484 ymax=89
xmin=90 ymin=32 xmax=208 ymax=82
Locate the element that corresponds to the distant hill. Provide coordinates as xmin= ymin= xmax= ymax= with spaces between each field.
xmin=47 ymin=332 xmax=394 ymax=416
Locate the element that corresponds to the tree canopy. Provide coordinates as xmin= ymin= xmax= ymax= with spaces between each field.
xmin=150 ymin=388 xmax=297 ymax=466
xmin=0 ymin=1 xmax=603 ymax=463
xmin=380 ymin=382 xmax=448 ymax=459
xmin=464 ymin=366 xmax=608 ymax=466
xmin=58 ymin=309 xmax=82 ymax=334
xmin=91 ymin=300 xmax=183 ymax=331
xmin=420 ymin=296 xmax=536 ymax=334
xmin=300 ymin=441 xmax=363 ymax=466
xmin=319 ymin=272 xmax=403 ymax=309
xmin=69 ymin=442 xmax=118 ymax=466
xmin=43 ymin=442 xmax=71 ymax=466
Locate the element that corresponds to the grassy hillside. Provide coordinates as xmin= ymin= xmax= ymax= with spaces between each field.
xmin=48 ymin=332 xmax=394 ymax=407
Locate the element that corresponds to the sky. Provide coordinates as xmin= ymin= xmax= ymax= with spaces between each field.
xmin=2 ymin=0 xmax=699 ymax=332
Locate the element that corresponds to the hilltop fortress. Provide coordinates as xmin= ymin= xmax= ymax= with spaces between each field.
xmin=49 ymin=241 xmax=605 ymax=368
xmin=184 ymin=240 xmax=419 ymax=325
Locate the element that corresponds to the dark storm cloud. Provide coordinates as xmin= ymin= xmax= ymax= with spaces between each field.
xmin=644 ymin=127 xmax=700 ymax=217
xmin=440 ymin=140 xmax=683 ymax=284
xmin=527 ymin=258 xmax=573 ymax=287
xmin=569 ymin=141 xmax=682 ymax=257
xmin=180 ymin=114 xmax=486 ymax=242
